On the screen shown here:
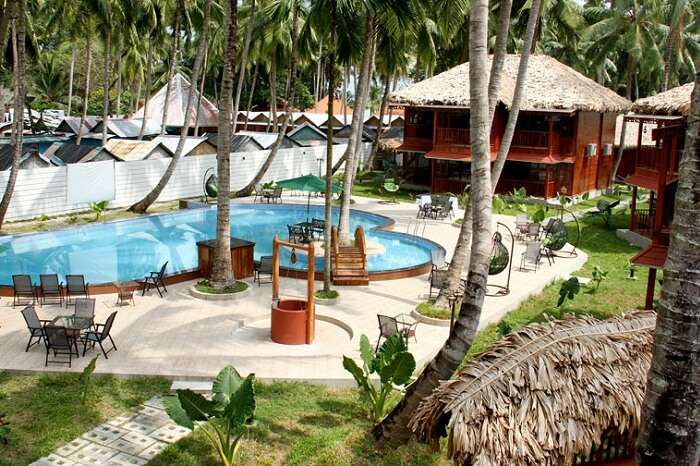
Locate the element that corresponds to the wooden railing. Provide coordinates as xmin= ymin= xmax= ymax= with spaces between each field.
xmin=331 ymin=225 xmax=340 ymax=258
xmin=436 ymin=127 xmax=470 ymax=146
xmin=632 ymin=208 xmax=654 ymax=232
xmin=354 ymin=226 xmax=367 ymax=270
xmin=405 ymin=123 xmax=433 ymax=140
xmin=512 ymin=130 xmax=549 ymax=148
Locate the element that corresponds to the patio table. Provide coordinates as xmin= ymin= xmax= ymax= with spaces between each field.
xmin=51 ymin=315 xmax=93 ymax=340
xmin=394 ymin=313 xmax=419 ymax=346
xmin=113 ymin=281 xmax=139 ymax=306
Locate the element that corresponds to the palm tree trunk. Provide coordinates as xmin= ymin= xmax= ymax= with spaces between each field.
xmin=0 ymin=1 xmax=25 ymax=230
xmin=352 ymin=32 xmax=376 ymax=174
xmin=374 ymin=0 xmax=493 ymax=444
xmin=76 ymin=34 xmax=92 ymax=146
xmin=194 ymin=48 xmax=207 ymax=136
xmin=314 ymin=40 xmax=323 ymax=101
xmin=133 ymin=75 xmax=142 ymax=115
xmin=210 ymin=0 xmax=236 ymax=290
xmin=67 ymin=46 xmax=76 ymax=117
xmin=365 ymin=74 xmax=390 ymax=170
xmin=138 ymin=40 xmax=153 ymax=140
xmin=128 ymin=2 xmax=210 ymax=214
xmin=0 ymin=0 xmax=13 ymax=68
xmin=636 ymin=65 xmax=700 ymax=466
xmin=233 ymin=1 xmax=300 ymax=198
xmin=338 ymin=16 xmax=374 ymax=244
xmin=101 ymin=29 xmax=111 ymax=146
xmin=160 ymin=11 xmax=181 ymax=135
xmin=244 ymin=62 xmax=258 ymax=131
xmin=342 ymin=65 xmax=349 ymax=125
xmin=323 ymin=1 xmax=337 ymax=292
xmin=232 ymin=0 xmax=256 ymax=133
xmin=269 ymin=52 xmax=278 ymax=133
xmin=116 ymin=46 xmax=122 ymax=116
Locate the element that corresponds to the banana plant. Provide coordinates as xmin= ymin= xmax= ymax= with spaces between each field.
xmin=164 ymin=366 xmax=255 ymax=466
xmin=343 ymin=334 xmax=416 ymax=423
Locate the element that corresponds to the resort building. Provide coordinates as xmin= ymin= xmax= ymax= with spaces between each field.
xmin=620 ymin=83 xmax=690 ymax=309
xmin=389 ymin=54 xmax=631 ymax=198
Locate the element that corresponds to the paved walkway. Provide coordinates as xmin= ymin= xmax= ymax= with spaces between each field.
xmin=0 ymin=195 xmax=587 ymax=385
xmin=29 ymin=397 xmax=188 ymax=466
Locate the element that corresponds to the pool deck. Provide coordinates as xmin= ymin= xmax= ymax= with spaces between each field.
xmin=0 ymin=195 xmax=587 ymax=386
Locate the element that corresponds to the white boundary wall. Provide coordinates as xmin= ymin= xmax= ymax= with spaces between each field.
xmin=0 ymin=142 xmax=369 ymax=222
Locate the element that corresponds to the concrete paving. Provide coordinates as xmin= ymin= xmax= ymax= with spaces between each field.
xmin=0 ymin=195 xmax=587 ymax=385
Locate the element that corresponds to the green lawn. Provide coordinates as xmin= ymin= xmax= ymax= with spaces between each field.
xmin=148 ymin=382 xmax=449 ymax=466
xmin=0 ymin=372 xmax=170 ymax=466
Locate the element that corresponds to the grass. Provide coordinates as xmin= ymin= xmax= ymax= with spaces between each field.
xmin=315 ymin=289 xmax=339 ymax=299
xmin=195 ymin=280 xmax=248 ymax=294
xmin=0 ymin=372 xmax=170 ymax=466
xmin=464 ymin=208 xmax=651 ymax=360
xmin=415 ymin=300 xmax=451 ymax=320
xmin=148 ymin=382 xmax=450 ymax=466
xmin=349 ymin=172 xmax=423 ymax=202
xmin=2 ymin=201 xmax=182 ymax=235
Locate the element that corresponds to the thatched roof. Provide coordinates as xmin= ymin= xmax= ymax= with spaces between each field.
xmin=389 ymin=55 xmax=632 ymax=113
xmin=409 ymin=312 xmax=656 ymax=466
xmin=631 ymin=83 xmax=693 ymax=116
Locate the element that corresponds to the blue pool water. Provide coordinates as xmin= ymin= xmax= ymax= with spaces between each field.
xmin=0 ymin=204 xmax=444 ymax=286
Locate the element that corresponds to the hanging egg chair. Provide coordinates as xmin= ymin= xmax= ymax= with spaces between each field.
xmin=203 ymin=168 xmax=218 ymax=203
xmin=486 ymin=222 xmax=515 ymax=297
xmin=543 ymin=218 xmax=567 ymax=252
xmin=489 ymin=231 xmax=510 ymax=275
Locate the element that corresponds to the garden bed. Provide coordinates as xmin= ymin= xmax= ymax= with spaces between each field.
xmin=189 ymin=280 xmax=250 ymax=301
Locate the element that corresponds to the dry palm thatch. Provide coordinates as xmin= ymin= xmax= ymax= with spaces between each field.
xmin=631 ymin=83 xmax=693 ymax=117
xmin=389 ymin=55 xmax=632 ymax=113
xmin=409 ymin=312 xmax=656 ymax=466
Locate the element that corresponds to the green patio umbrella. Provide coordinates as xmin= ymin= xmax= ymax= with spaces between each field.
xmin=276 ymin=174 xmax=342 ymax=220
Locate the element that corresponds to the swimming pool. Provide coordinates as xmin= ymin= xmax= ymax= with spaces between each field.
xmin=0 ymin=204 xmax=444 ymax=286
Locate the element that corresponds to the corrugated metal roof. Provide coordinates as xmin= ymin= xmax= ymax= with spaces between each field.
xmin=101 ymin=139 xmax=164 ymax=161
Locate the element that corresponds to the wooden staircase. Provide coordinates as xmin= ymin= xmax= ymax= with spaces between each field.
xmin=331 ymin=226 xmax=370 ymax=286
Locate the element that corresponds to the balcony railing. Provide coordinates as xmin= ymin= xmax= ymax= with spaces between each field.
xmin=632 ymin=208 xmax=654 ymax=232
xmin=436 ymin=127 xmax=470 ymax=146
xmin=512 ymin=130 xmax=549 ymax=148
xmin=405 ymin=123 xmax=433 ymax=140
xmin=497 ymin=178 xmax=557 ymax=199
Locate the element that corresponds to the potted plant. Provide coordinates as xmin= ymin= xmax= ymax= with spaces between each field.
xmin=314 ymin=289 xmax=339 ymax=305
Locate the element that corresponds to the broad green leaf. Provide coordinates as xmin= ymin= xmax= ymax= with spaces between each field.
xmin=379 ymin=352 xmax=416 ymax=386
xmin=213 ymin=365 xmax=244 ymax=405
xmin=177 ymin=389 xmax=215 ymax=422
xmin=163 ymin=395 xmax=194 ymax=430
xmin=378 ymin=334 xmax=406 ymax=361
xmin=224 ymin=374 xmax=256 ymax=429
xmin=343 ymin=356 xmax=368 ymax=387
xmin=359 ymin=335 xmax=374 ymax=371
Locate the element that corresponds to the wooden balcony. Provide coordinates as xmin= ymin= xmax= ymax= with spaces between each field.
xmin=436 ymin=127 xmax=470 ymax=146
xmin=512 ymin=130 xmax=548 ymax=148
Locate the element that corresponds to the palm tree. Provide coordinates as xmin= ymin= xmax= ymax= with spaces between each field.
xmin=209 ymin=0 xmax=236 ymax=290
xmin=133 ymin=0 xmax=165 ymax=140
xmin=0 ymin=0 xmax=26 ymax=230
xmin=0 ymin=0 xmax=12 ymax=68
xmin=32 ymin=52 xmax=67 ymax=125
xmin=661 ymin=0 xmax=700 ymax=91
xmin=636 ymin=65 xmax=700 ymax=465
xmin=129 ymin=0 xmax=210 ymax=214
xmin=232 ymin=0 xmax=257 ymax=131
xmin=585 ymin=0 xmax=663 ymax=100
xmin=375 ymin=0 xmax=543 ymax=441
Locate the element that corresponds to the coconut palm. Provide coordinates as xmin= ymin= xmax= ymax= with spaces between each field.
xmin=0 ymin=0 xmax=26 ymax=230
xmin=209 ymin=0 xmax=236 ymax=290
xmin=129 ymin=0 xmax=210 ymax=214
xmin=637 ymin=60 xmax=700 ymax=465
xmin=661 ymin=0 xmax=700 ymax=91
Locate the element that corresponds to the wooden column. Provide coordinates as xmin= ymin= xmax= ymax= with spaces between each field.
xmin=272 ymin=235 xmax=280 ymax=301
xmin=630 ymin=186 xmax=638 ymax=230
xmin=544 ymin=165 xmax=551 ymax=199
xmin=548 ymin=115 xmax=554 ymax=158
xmin=645 ymin=268 xmax=657 ymax=310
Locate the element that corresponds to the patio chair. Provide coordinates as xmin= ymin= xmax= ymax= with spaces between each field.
xmin=429 ymin=266 xmax=449 ymax=299
xmin=65 ymin=275 xmax=90 ymax=304
xmin=430 ymin=195 xmax=447 ymax=219
xmin=270 ymin=186 xmax=283 ymax=204
xmin=81 ymin=311 xmax=118 ymax=359
xmin=73 ymin=298 xmax=96 ymax=324
xmin=44 ymin=325 xmax=80 ymax=368
xmin=254 ymin=256 xmax=273 ymax=286
xmin=138 ymin=262 xmax=168 ymax=297
xmin=253 ymin=184 xmax=265 ymax=203
xmin=12 ymin=274 xmax=35 ymax=307
xmin=525 ymin=222 xmax=541 ymax=241
xmin=520 ymin=241 xmax=543 ymax=272
xmin=515 ymin=214 xmax=529 ymax=240
xmin=39 ymin=274 xmax=63 ymax=306
xmin=376 ymin=315 xmax=416 ymax=351
xmin=417 ymin=202 xmax=433 ymax=219
xmin=310 ymin=218 xmax=326 ymax=239
xmin=287 ymin=224 xmax=310 ymax=244
xmin=20 ymin=305 xmax=51 ymax=352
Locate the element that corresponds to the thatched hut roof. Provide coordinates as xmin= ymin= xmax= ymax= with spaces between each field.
xmin=389 ymin=55 xmax=631 ymax=113
xmin=409 ymin=312 xmax=656 ymax=466
xmin=631 ymin=83 xmax=693 ymax=116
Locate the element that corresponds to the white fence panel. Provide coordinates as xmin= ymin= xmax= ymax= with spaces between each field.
xmin=0 ymin=143 xmax=349 ymax=222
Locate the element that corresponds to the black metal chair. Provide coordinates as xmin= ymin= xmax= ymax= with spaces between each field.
xmin=310 ymin=218 xmax=326 ymax=240
xmin=12 ymin=275 xmax=35 ymax=307
xmin=287 ymin=224 xmax=310 ymax=244
xmin=271 ymin=186 xmax=283 ymax=204
xmin=65 ymin=275 xmax=90 ymax=304
xmin=44 ymin=325 xmax=80 ymax=367
xmin=254 ymin=256 xmax=273 ymax=286
xmin=81 ymin=311 xmax=118 ymax=359
xmin=20 ymin=305 xmax=50 ymax=352
xmin=138 ymin=262 xmax=168 ymax=297
xmin=73 ymin=298 xmax=96 ymax=326
xmin=39 ymin=274 xmax=63 ymax=306
xmin=253 ymin=184 xmax=265 ymax=203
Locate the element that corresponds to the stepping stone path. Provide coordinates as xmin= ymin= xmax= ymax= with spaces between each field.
xmin=29 ymin=397 xmax=191 ymax=466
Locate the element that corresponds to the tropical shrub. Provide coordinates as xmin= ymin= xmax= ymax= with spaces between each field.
xmin=590 ymin=266 xmax=608 ymax=292
xmin=164 ymin=366 xmax=255 ymax=466
xmin=557 ymin=277 xmax=581 ymax=307
xmin=343 ymin=334 xmax=416 ymax=423
xmin=89 ymin=201 xmax=108 ymax=222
